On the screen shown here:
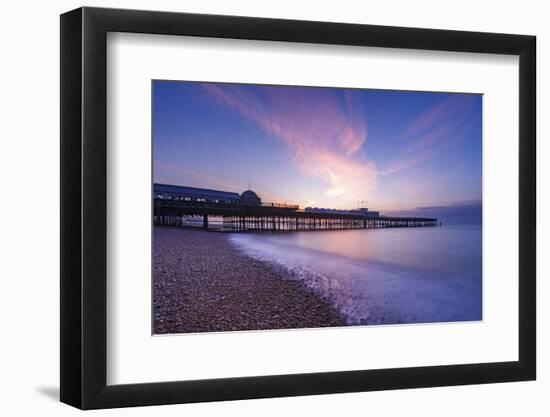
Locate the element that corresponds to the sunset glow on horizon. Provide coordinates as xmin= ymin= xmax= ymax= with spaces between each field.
xmin=153 ymin=81 xmax=482 ymax=217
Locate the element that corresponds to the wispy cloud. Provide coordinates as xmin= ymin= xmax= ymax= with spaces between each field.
xmin=382 ymin=94 xmax=480 ymax=176
xmin=380 ymin=146 xmax=440 ymax=176
xmin=202 ymin=83 xmax=377 ymax=200
xmin=195 ymin=84 xmax=479 ymax=210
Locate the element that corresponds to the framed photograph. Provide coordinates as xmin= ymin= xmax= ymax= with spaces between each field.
xmin=60 ymin=7 xmax=536 ymax=409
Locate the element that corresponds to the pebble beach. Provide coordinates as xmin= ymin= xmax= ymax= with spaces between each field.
xmin=153 ymin=227 xmax=345 ymax=334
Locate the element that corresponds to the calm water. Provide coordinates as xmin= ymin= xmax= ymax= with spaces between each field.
xmin=229 ymin=225 xmax=482 ymax=325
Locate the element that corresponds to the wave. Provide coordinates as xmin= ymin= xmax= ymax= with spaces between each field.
xmin=228 ymin=230 xmax=482 ymax=326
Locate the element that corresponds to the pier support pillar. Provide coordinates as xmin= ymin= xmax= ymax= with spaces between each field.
xmin=203 ymin=214 xmax=208 ymax=229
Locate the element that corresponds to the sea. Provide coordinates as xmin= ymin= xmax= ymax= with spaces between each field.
xmin=229 ymin=225 xmax=482 ymax=326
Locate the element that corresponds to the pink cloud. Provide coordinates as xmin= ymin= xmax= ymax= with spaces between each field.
xmin=197 ymin=85 xmax=478 ymax=209
xmin=202 ymin=84 xmax=376 ymax=200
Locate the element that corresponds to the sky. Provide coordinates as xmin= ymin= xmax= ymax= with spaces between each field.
xmin=153 ymin=80 xmax=482 ymax=221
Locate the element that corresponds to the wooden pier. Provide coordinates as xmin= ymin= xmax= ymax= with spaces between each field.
xmin=153 ymin=199 xmax=438 ymax=232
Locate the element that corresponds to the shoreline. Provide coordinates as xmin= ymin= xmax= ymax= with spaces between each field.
xmin=153 ymin=227 xmax=346 ymax=334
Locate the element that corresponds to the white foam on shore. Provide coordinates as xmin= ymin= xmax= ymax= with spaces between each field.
xmin=228 ymin=229 xmax=482 ymax=325
xmin=228 ymin=234 xmax=360 ymax=324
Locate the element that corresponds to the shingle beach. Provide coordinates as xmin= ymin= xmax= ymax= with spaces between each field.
xmin=153 ymin=227 xmax=345 ymax=334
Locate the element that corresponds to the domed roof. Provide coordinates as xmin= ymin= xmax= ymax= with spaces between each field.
xmin=241 ymin=190 xmax=259 ymax=199
xmin=240 ymin=189 xmax=262 ymax=206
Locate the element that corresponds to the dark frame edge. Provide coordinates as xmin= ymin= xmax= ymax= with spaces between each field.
xmin=85 ymin=361 xmax=533 ymax=410
xmin=60 ymin=7 xmax=84 ymax=409
xmin=518 ymin=34 xmax=536 ymax=380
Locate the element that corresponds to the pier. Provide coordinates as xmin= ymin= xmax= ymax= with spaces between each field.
xmin=153 ymin=196 xmax=438 ymax=232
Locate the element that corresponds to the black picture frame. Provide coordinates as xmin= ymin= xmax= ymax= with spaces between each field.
xmin=60 ymin=6 xmax=536 ymax=410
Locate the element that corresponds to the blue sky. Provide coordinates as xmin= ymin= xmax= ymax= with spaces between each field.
xmin=153 ymin=80 xmax=482 ymax=216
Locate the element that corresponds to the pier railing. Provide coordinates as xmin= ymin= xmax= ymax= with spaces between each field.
xmin=260 ymin=202 xmax=300 ymax=210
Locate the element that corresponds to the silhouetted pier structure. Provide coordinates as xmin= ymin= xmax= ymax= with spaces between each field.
xmin=153 ymin=199 xmax=438 ymax=232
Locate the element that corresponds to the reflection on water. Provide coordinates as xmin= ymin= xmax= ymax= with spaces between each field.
xmin=229 ymin=225 xmax=482 ymax=325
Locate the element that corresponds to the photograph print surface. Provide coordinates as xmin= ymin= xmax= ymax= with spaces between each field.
xmin=152 ymin=80 xmax=482 ymax=335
